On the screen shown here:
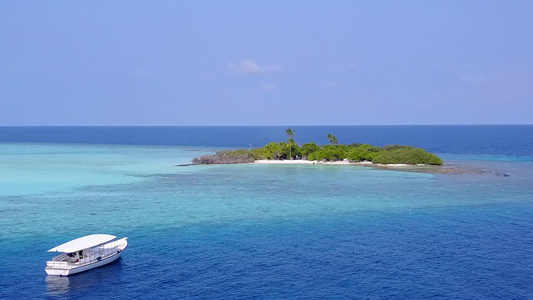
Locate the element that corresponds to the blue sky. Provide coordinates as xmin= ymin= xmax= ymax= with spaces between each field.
xmin=1 ymin=1 xmax=532 ymax=125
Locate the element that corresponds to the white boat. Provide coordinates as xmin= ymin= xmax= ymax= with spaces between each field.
xmin=45 ymin=234 xmax=128 ymax=276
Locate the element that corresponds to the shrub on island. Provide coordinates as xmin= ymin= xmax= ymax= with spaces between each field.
xmin=191 ymin=130 xmax=443 ymax=166
xmin=308 ymin=145 xmax=349 ymax=161
xmin=372 ymin=147 xmax=443 ymax=165
xmin=300 ymin=142 xmax=320 ymax=159
xmin=346 ymin=144 xmax=383 ymax=162
xmin=192 ymin=150 xmax=254 ymax=164
xmin=249 ymin=142 xmax=284 ymax=160
xmin=193 ymin=144 xmax=443 ymax=165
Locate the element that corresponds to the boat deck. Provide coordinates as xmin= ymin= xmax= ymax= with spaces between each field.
xmin=46 ymin=241 xmax=125 ymax=270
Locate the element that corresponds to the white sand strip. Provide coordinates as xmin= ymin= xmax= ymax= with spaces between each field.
xmin=253 ymin=160 xmax=413 ymax=167
xmin=254 ymin=160 xmax=314 ymax=164
xmin=254 ymin=159 xmax=362 ymax=165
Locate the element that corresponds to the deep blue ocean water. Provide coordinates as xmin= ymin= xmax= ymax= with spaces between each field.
xmin=1 ymin=125 xmax=532 ymax=156
xmin=0 ymin=126 xmax=532 ymax=299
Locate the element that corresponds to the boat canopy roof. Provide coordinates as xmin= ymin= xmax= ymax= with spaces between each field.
xmin=48 ymin=234 xmax=117 ymax=253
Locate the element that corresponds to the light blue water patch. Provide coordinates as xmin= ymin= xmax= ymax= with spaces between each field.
xmin=440 ymin=153 xmax=533 ymax=163
xmin=0 ymin=162 xmax=432 ymax=238
xmin=440 ymin=153 xmax=533 ymax=182
xmin=0 ymin=143 xmax=213 ymax=196
xmin=2 ymin=151 xmax=531 ymax=240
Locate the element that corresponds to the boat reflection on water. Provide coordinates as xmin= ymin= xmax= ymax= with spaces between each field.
xmin=46 ymin=258 xmax=123 ymax=296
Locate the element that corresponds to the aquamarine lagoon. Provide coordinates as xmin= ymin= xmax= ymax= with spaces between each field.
xmin=0 ymin=126 xmax=532 ymax=299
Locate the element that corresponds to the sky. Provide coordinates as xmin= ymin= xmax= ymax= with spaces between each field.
xmin=0 ymin=1 xmax=532 ymax=126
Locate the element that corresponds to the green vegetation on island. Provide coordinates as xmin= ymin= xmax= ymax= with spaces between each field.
xmin=192 ymin=128 xmax=443 ymax=166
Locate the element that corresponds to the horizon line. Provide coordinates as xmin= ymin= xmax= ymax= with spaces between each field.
xmin=0 ymin=124 xmax=532 ymax=127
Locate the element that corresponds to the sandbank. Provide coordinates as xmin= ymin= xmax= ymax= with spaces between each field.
xmin=252 ymin=159 xmax=457 ymax=173
xmin=254 ymin=159 xmax=405 ymax=167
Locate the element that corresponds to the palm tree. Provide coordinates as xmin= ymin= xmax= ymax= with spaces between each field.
xmin=286 ymin=128 xmax=295 ymax=159
xmin=327 ymin=133 xmax=338 ymax=145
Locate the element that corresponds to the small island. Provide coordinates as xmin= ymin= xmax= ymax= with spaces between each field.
xmin=192 ymin=128 xmax=443 ymax=167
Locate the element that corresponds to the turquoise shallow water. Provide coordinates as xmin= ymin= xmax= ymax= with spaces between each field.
xmin=0 ymin=142 xmax=532 ymax=299
xmin=0 ymin=144 xmax=211 ymax=196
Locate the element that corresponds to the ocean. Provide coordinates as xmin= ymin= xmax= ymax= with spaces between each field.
xmin=0 ymin=126 xmax=532 ymax=299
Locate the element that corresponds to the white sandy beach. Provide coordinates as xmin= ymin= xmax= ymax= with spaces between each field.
xmin=253 ymin=159 xmax=409 ymax=167
xmin=252 ymin=159 xmax=458 ymax=173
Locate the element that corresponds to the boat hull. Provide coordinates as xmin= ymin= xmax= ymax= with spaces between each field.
xmin=46 ymin=237 xmax=127 ymax=276
xmin=45 ymin=251 xmax=122 ymax=276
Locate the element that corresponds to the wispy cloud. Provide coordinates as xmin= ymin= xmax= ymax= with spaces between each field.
xmin=229 ymin=59 xmax=282 ymax=74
